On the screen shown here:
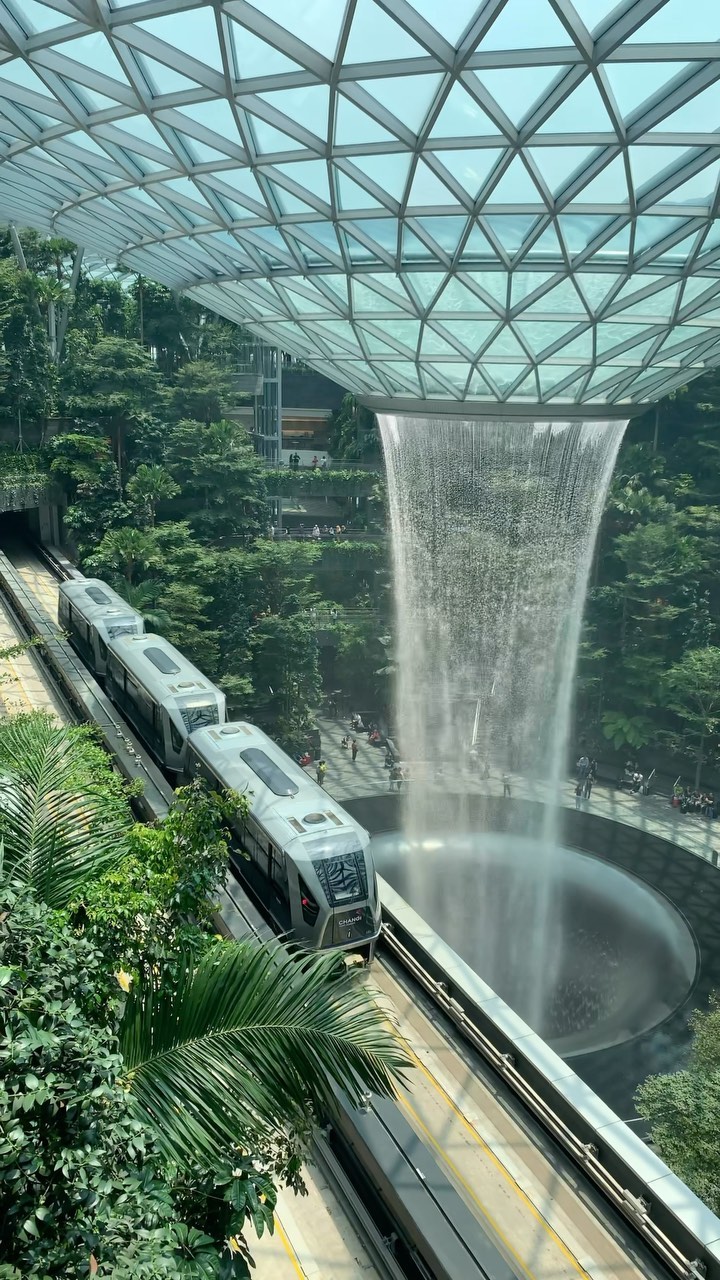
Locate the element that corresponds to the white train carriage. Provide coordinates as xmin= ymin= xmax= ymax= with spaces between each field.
xmin=58 ymin=577 xmax=145 ymax=676
xmin=105 ymin=632 xmax=226 ymax=771
xmin=186 ymin=721 xmax=382 ymax=956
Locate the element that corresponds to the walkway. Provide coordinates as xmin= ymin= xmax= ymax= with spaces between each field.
xmin=0 ymin=590 xmax=65 ymax=722
xmin=317 ymin=716 xmax=718 ymax=867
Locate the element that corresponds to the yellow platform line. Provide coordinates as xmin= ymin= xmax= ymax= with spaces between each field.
xmin=397 ymin=1035 xmax=591 ymax=1280
xmin=274 ymin=1214 xmax=307 ymax=1280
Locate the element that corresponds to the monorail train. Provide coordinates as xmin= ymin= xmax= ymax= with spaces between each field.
xmin=58 ymin=578 xmax=145 ymax=675
xmin=105 ymin=631 xmax=226 ymax=772
xmin=186 ymin=721 xmax=382 ymax=956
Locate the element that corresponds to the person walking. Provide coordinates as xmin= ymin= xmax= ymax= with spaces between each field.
xmin=583 ymin=776 xmax=593 ymax=801
xmin=351 ymin=738 xmax=358 ymax=763
xmin=502 ymin=772 xmax=511 ymax=798
xmin=316 ymin=759 xmax=327 ymax=787
xmin=574 ymin=782 xmax=583 ymax=810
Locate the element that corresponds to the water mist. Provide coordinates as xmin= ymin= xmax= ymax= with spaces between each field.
xmin=378 ymin=415 xmax=625 ymax=1031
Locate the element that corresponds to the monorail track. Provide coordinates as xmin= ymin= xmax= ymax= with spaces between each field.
xmin=0 ymin=534 xmax=712 ymax=1280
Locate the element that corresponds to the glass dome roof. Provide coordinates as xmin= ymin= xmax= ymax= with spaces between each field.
xmin=0 ymin=0 xmax=719 ymax=408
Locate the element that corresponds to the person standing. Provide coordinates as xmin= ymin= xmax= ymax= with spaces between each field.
xmin=316 ymin=759 xmax=327 ymax=787
xmin=583 ymin=776 xmax=593 ymax=801
xmin=351 ymin=739 xmax=358 ymax=763
xmin=502 ymin=772 xmax=511 ymax=798
xmin=574 ymin=782 xmax=583 ymax=810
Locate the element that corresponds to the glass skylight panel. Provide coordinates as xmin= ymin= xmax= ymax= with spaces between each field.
xmin=0 ymin=0 xmax=717 ymax=407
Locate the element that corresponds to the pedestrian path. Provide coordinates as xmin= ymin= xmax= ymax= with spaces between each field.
xmin=316 ymin=716 xmax=718 ymax=867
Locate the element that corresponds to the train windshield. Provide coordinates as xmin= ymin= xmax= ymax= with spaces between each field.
xmin=106 ymin=619 xmax=139 ymax=639
xmin=179 ymin=699 xmax=219 ymax=732
xmin=311 ymin=845 xmax=368 ymax=907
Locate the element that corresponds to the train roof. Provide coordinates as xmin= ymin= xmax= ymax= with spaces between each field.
xmin=107 ymin=632 xmax=225 ymax=710
xmin=59 ymin=577 xmax=144 ymax=626
xmin=188 ymin=721 xmax=369 ymax=849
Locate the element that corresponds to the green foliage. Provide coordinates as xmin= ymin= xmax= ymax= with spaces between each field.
xmin=636 ymin=996 xmax=720 ymax=1214
xmin=327 ymin=393 xmax=379 ymax=460
xmin=165 ymin=418 xmax=269 ymax=543
xmin=119 ymin=939 xmax=409 ymax=1169
xmin=600 ymin=711 xmax=655 ymax=751
xmin=265 ymin=467 xmax=377 ymax=495
xmin=0 ymin=714 xmax=132 ymax=909
xmin=126 ymin=463 xmax=179 ymax=527
xmin=662 ymin=646 xmax=720 ymax=785
xmin=74 ymin=779 xmax=246 ymax=976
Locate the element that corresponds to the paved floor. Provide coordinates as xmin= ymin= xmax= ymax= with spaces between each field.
xmin=0 ymin=590 xmax=65 ymax=722
xmin=317 ymin=716 xmax=718 ymax=867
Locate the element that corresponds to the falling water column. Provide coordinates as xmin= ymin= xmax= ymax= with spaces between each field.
xmin=378 ymin=415 xmax=625 ymax=842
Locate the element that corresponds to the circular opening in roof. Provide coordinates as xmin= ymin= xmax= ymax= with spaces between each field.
xmin=220 ymin=726 xmax=241 ymax=735
xmin=303 ymin=813 xmax=327 ymax=825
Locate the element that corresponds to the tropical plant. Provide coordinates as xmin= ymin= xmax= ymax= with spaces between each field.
xmin=0 ymin=714 xmax=132 ymax=909
xmin=86 ymin=525 xmax=163 ymax=584
xmin=126 ymin=463 xmax=179 ymax=526
xmin=119 ymin=940 xmax=409 ymax=1168
xmin=600 ymin=711 xmax=655 ymax=751
xmin=663 ymin=646 xmax=720 ymax=787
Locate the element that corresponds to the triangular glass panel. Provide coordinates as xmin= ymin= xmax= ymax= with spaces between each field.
xmin=359 ymin=74 xmax=443 ymax=133
xmin=242 ymin=0 xmax=345 ymax=58
xmin=610 ymin=276 xmax=677 ymax=316
xmin=633 ymin=215 xmax=690 ymax=255
xmin=628 ymin=145 xmax=696 ymax=196
xmin=486 ymin=156 xmax=542 ymax=203
xmin=434 ymin=148 xmax=503 ymax=199
xmin=515 ymin=319 xmax=577 ymax=355
xmin=657 ymin=160 xmax=720 ymax=207
xmin=537 ymin=75 xmax=615 ymax=133
xmin=437 ymin=276 xmax=495 ymax=313
xmin=345 ymin=0 xmax=427 ymax=62
xmin=375 ymin=320 xmax=420 ymax=351
xmin=202 ymin=167 xmax=264 ymax=204
xmin=558 ymin=214 xmax=612 ymax=255
xmin=511 ymin=370 xmax=541 ymax=398
xmin=407 ymin=159 xmax=459 ymax=206
xmin=179 ymin=134 xmax=230 ymax=164
xmin=353 ymin=281 xmax=402 ymax=313
xmin=626 ymin=0 xmax=716 ymax=43
xmin=653 ymin=230 xmax=702 ymax=264
xmin=478 ymin=65 xmax=565 ymax=126
xmin=575 ymin=272 xmax=625 ymax=312
xmin=337 ymin=171 xmax=384 ymax=210
xmin=460 ymin=222 xmax=496 ymax=259
xmin=274 ymin=159 xmax=331 ymax=204
xmin=288 ymin=222 xmax=341 ymax=256
xmin=52 ymin=33 xmax=127 ymax=83
xmin=524 ymin=278 xmax=587 ymax=313
xmin=678 ymin=276 xmax=719 ymax=312
xmin=568 ymin=156 xmax=629 ymax=205
xmin=479 ymin=0 xmax=572 ymax=49
xmin=440 ymin=319 xmax=496 ymax=350
xmin=175 ymin=99 xmax=241 ymax=144
xmin=0 ymin=60 xmax=54 ymax=98
xmin=416 ymin=216 xmax=468 ymax=254
xmin=349 ymin=218 xmax=399 ymax=254
xmin=251 ymin=118 xmax=305 ymax=153
xmin=510 ymin=271 xmax=555 ymax=307
xmin=16 ymin=0 xmax=73 ymax=33
xmin=110 ymin=114 xmax=175 ymax=158
xmin=137 ymin=55 xmax=201 ymax=96
xmin=596 ymin=322 xmax=653 ymax=355
xmin=230 ymin=19 xmax=303 ymax=78
xmin=335 ymin=95 xmax=396 ymax=145
xmin=650 ymin=81 xmax=720 ymax=135
xmin=402 ymin=227 xmax=436 ymax=260
xmin=483 ymin=214 xmax=538 ymax=254
xmin=539 ymin=368 xmax=586 ymax=399
xmin=523 ymin=223 xmax=564 ymax=260
xmin=258 ymin=85 xmax=330 ymax=141
xmin=483 ymin=327 xmax=527 ymax=359
xmin=367 ymin=272 xmax=413 ymax=304
xmin=595 ymin=224 xmax=631 ymax=260
xmin=465 ymin=270 xmax=508 ymax=308
xmin=275 ymin=283 xmax=333 ymax=315
xmin=466 ymin=367 xmax=495 ymax=397
xmin=603 ymin=63 xmax=688 ymax=121
xmin=406 ymin=0 xmax=481 ymax=45
xmin=360 ymin=328 xmax=404 ymax=354
xmin=138 ymin=9 xmax=223 ymax=72
xmin=529 ymin=146 xmax=596 ymax=196
xmin=555 ymin=330 xmax=594 ymax=360
xmin=352 ymin=153 xmax=411 ymax=201
xmin=483 ymin=362 xmax=528 ymax=391
xmin=421 ymin=326 xmax=464 ymax=356
xmin=406 ymin=272 xmax=447 ymax=306
xmin=429 ymin=82 xmax=502 ymax=139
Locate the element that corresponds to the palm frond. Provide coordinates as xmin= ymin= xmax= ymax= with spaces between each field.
xmin=0 ymin=714 xmax=131 ymax=908
xmin=120 ymin=939 xmax=410 ymax=1166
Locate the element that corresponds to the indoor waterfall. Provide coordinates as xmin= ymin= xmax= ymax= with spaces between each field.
xmin=378 ymin=415 xmax=625 ymax=1033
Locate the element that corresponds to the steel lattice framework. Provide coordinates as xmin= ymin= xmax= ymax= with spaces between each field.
xmin=0 ymin=0 xmax=719 ymax=408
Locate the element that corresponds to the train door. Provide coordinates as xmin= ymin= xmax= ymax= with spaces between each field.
xmin=269 ymin=843 xmax=291 ymax=930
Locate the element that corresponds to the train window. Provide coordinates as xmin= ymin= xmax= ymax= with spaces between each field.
xmin=72 ymin=613 xmax=89 ymax=643
xmin=144 ymin=646 xmax=181 ymax=674
xmin=85 ymin=586 xmax=111 ymax=605
xmin=106 ymin=652 xmax=123 ymax=684
xmin=312 ymin=851 xmax=368 ymax=907
xmin=107 ymin=621 xmax=137 ymax=640
xmin=169 ymin=721 xmax=184 ymax=754
xmin=179 ymin=700 xmax=219 ymax=732
xmin=239 ymin=749 xmax=298 ymax=797
xmin=298 ymin=875 xmax=320 ymax=926
xmin=98 ymin=638 xmax=108 ymax=662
